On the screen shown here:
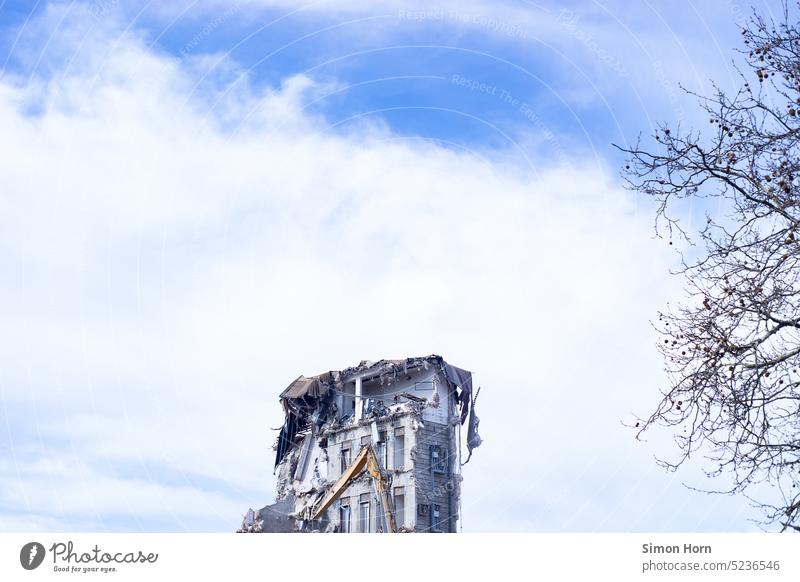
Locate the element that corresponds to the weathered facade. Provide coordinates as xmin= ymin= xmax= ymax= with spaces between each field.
xmin=239 ymin=355 xmax=481 ymax=533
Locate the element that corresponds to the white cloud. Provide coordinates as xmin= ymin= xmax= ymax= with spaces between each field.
xmin=0 ymin=456 xmax=247 ymax=531
xmin=0 ymin=2 xmax=764 ymax=531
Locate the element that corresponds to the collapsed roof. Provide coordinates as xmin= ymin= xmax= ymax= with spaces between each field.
xmin=273 ymin=354 xmax=482 ymax=468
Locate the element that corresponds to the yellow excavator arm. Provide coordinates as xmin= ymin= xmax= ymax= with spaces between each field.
xmin=311 ymin=444 xmax=396 ymax=532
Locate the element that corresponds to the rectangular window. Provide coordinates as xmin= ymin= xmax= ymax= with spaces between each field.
xmin=359 ymin=501 xmax=370 ymax=533
xmin=432 ymin=504 xmax=441 ymax=532
xmin=431 ymin=445 xmax=446 ymax=474
xmin=339 ymin=503 xmax=351 ymax=533
xmin=340 ymin=446 xmax=351 ymax=474
xmin=393 ymin=487 xmax=405 ymax=529
xmin=377 ymin=431 xmax=387 ymax=469
xmin=360 ymin=435 xmax=370 ymax=447
xmin=393 ymin=428 xmax=405 ymax=470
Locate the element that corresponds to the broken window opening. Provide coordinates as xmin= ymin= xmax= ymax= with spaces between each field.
xmin=414 ymin=380 xmax=433 ymax=391
xmin=339 ymin=503 xmax=351 ymax=533
xmin=359 ymin=500 xmax=370 ymax=533
xmin=394 ymin=487 xmax=405 ymax=529
xmin=340 ymin=446 xmax=351 ymax=474
xmin=431 ymin=445 xmax=446 ymax=474
xmin=393 ymin=429 xmax=405 ymax=470
xmin=432 ymin=504 xmax=441 ymax=532
xmin=377 ymin=431 xmax=387 ymax=469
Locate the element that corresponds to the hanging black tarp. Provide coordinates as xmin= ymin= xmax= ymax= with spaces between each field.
xmin=274 ymin=412 xmax=300 ymax=469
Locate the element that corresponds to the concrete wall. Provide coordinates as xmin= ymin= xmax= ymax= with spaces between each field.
xmin=324 ymin=414 xmax=458 ymax=532
xmin=413 ymin=420 xmax=458 ymax=533
xmin=360 ymin=368 xmax=436 ymax=400
xmin=279 ymin=365 xmax=460 ymax=533
xmin=335 ymin=369 xmax=446 ymax=422
xmin=326 ymin=414 xmax=417 ymax=532
xmin=421 ymin=371 xmax=451 ymax=425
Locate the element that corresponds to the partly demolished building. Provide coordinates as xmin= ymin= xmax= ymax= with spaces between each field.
xmin=240 ymin=355 xmax=481 ymax=533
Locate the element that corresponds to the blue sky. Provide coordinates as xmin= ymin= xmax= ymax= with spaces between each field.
xmin=0 ymin=0 xmax=785 ymax=532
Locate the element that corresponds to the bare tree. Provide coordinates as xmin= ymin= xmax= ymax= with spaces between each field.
xmin=619 ymin=4 xmax=800 ymax=531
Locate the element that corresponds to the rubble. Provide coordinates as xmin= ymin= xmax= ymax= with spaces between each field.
xmin=239 ymin=355 xmax=482 ymax=533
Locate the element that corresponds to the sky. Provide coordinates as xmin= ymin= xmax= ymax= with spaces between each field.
xmin=0 ymin=0 xmax=786 ymax=532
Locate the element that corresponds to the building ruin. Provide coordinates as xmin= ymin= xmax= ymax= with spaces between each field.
xmin=239 ymin=355 xmax=482 ymax=533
